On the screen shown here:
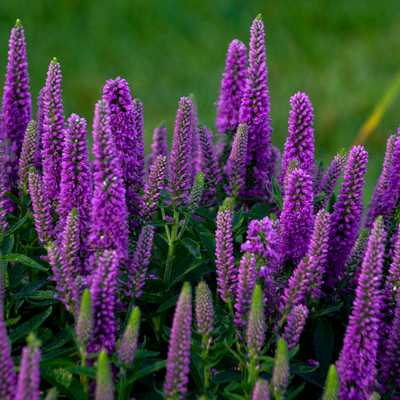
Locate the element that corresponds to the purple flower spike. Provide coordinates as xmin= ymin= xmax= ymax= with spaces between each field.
xmin=0 ymin=303 xmax=16 ymax=400
xmin=380 ymin=294 xmax=400 ymax=395
xmin=280 ymin=92 xmax=315 ymax=188
xmin=103 ymin=78 xmax=145 ymax=224
xmin=314 ymin=150 xmax=346 ymax=212
xmin=282 ymin=304 xmax=308 ymax=350
xmin=151 ymin=121 xmax=168 ymax=161
xmin=227 ymin=123 xmax=248 ymax=199
xmin=164 ymin=282 xmax=192 ymax=400
xmin=0 ymin=146 xmax=8 ymax=235
xmin=15 ymin=333 xmax=41 ymax=400
xmin=326 ymin=145 xmax=368 ymax=287
xmin=279 ymin=168 xmax=314 ymax=265
xmin=18 ymin=121 xmax=38 ymax=190
xmin=188 ymin=171 xmax=204 ymax=210
xmin=216 ymin=39 xmax=247 ymax=134
xmin=41 ymin=58 xmax=66 ymax=204
xmin=35 ymin=87 xmax=45 ymax=169
xmin=346 ymin=229 xmax=369 ymax=285
xmin=2 ymin=20 xmax=32 ymax=204
xmin=252 ymin=378 xmax=270 ymax=400
xmin=167 ymin=97 xmax=193 ymax=207
xmin=124 ymin=225 xmax=154 ymax=299
xmin=89 ymin=100 xmax=129 ymax=262
xmin=239 ymin=15 xmax=273 ymax=199
xmin=28 ymin=167 xmax=54 ymax=245
xmin=336 ymin=216 xmax=386 ymax=400
xmin=76 ymin=289 xmax=93 ymax=345
xmin=198 ymin=125 xmax=221 ymax=203
xmin=139 ymin=155 xmax=166 ymax=222
xmin=190 ymin=94 xmax=201 ymax=179
xmin=118 ymin=306 xmax=141 ymax=371
xmin=88 ymin=250 xmax=119 ymax=357
xmin=234 ymin=253 xmax=257 ymax=339
xmin=215 ymin=198 xmax=237 ymax=304
xmin=271 ymin=338 xmax=290 ymax=399
xmin=95 ymin=350 xmax=114 ymax=400
xmin=313 ymin=161 xmax=325 ymax=195
xmin=195 ymin=281 xmax=214 ymax=349
xmin=365 ymin=134 xmax=397 ymax=229
xmin=280 ymin=209 xmax=330 ymax=313
xmin=58 ymin=114 xmax=93 ymax=239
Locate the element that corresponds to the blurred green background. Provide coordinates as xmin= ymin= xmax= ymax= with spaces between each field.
xmin=1 ymin=0 xmax=400 ymax=200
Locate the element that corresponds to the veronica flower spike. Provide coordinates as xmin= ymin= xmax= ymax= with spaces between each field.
xmin=271 ymin=338 xmax=290 ymax=399
xmin=95 ymin=350 xmax=114 ymax=400
xmin=2 ymin=19 xmax=32 ymax=203
xmin=164 ymin=282 xmax=192 ymax=400
xmin=251 ymin=378 xmax=270 ymax=400
xmin=239 ymin=15 xmax=273 ymax=199
xmin=0 ymin=146 xmax=8 ymax=235
xmin=18 ymin=120 xmax=38 ymax=191
xmin=336 ymin=216 xmax=386 ymax=400
xmin=151 ymin=120 xmax=168 ymax=161
xmin=282 ymin=304 xmax=308 ymax=350
xmin=280 ymin=92 xmax=315 ymax=189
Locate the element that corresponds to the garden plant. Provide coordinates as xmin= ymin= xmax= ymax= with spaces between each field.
xmin=0 ymin=14 xmax=399 ymax=400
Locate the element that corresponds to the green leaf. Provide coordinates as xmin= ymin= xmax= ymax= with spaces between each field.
xmin=5 ymin=191 xmax=23 ymax=206
xmin=41 ymin=348 xmax=78 ymax=364
xmin=180 ymin=238 xmax=201 ymax=259
xmin=231 ymin=207 xmax=244 ymax=230
xmin=0 ymin=212 xmax=29 ymax=243
xmin=286 ymin=381 xmax=306 ymax=400
xmin=127 ymin=360 xmax=167 ymax=384
xmin=14 ymin=290 xmax=57 ymax=300
xmin=297 ymin=370 xmax=325 ymax=388
xmin=42 ymin=368 xmax=84 ymax=400
xmin=135 ymin=349 xmax=161 ymax=359
xmin=9 ymin=264 xmax=23 ymax=288
xmin=170 ymin=257 xmax=207 ymax=287
xmin=151 ymin=220 xmax=170 ymax=227
xmin=194 ymin=206 xmax=217 ymax=222
xmin=266 ymin=177 xmax=283 ymax=211
xmin=248 ymin=203 xmax=274 ymax=219
xmin=64 ymin=366 xmax=96 ymax=378
xmin=9 ymin=306 xmax=53 ymax=343
xmin=211 ymin=368 xmax=243 ymax=384
xmin=314 ymin=319 xmax=334 ymax=376
xmin=308 ymin=305 xmax=341 ymax=318
xmin=43 ymin=330 xmax=72 ymax=353
xmin=156 ymin=294 xmax=179 ymax=313
xmin=328 ymin=193 xmax=337 ymax=214
xmin=290 ymin=359 xmax=319 ymax=375
xmin=3 ymin=253 xmax=47 ymax=271
xmin=0 ymin=235 xmax=14 ymax=255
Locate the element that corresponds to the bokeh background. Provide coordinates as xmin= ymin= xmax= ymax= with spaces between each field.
xmin=1 ymin=0 xmax=400 ymax=200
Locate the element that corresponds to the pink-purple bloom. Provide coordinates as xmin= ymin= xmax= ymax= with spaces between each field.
xmin=282 ymin=304 xmax=308 ymax=350
xmin=41 ymin=58 xmax=66 ymax=204
xmin=1 ymin=20 xmax=32 ymax=203
xmin=326 ymin=145 xmax=368 ymax=287
xmin=195 ymin=281 xmax=214 ymax=349
xmin=239 ymin=15 xmax=273 ymax=199
xmin=216 ymin=39 xmax=247 ymax=134
xmin=336 ymin=216 xmax=386 ymax=400
xmin=18 ymin=120 xmax=37 ymax=190
xmin=167 ymin=97 xmax=193 ymax=207
xmin=280 ymin=92 xmax=315 ymax=189
xmin=35 ymin=87 xmax=45 ymax=169
xmin=151 ymin=120 xmax=168 ymax=162
xmin=251 ymin=378 xmax=270 ymax=400
xmin=164 ymin=282 xmax=192 ymax=399
xmin=0 ymin=145 xmax=8 ymax=235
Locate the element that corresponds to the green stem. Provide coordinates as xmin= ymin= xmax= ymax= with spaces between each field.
xmin=117 ymin=373 xmax=127 ymax=400
xmin=247 ymin=356 xmax=258 ymax=392
xmin=164 ymin=210 xmax=179 ymax=286
xmin=80 ymin=345 xmax=89 ymax=400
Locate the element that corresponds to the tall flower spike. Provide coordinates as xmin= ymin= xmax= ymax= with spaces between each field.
xmin=164 ymin=282 xmax=192 ymax=399
xmin=28 ymin=167 xmax=54 ymax=245
xmin=239 ymin=15 xmax=273 ymax=198
xmin=189 ymin=93 xmax=201 ymax=178
xmin=282 ymin=304 xmax=308 ymax=350
xmin=124 ymin=225 xmax=154 ymax=299
xmin=88 ymin=250 xmax=119 ymax=357
xmin=336 ymin=216 xmax=386 ymax=400
xmin=15 ymin=333 xmax=41 ymax=400
xmin=227 ymin=123 xmax=248 ymax=199
xmin=118 ymin=306 xmax=141 ymax=371
xmin=195 ymin=281 xmax=214 ymax=349
xmin=251 ymin=378 xmax=270 ymax=400
xmin=35 ymin=87 xmax=45 ymax=169
xmin=346 ymin=229 xmax=369 ymax=285
xmin=280 ymin=92 xmax=315 ymax=188
xmin=95 ymin=350 xmax=114 ymax=400
xmin=89 ymin=100 xmax=129 ymax=261
xmin=380 ymin=294 xmax=400 ymax=395
xmin=41 ymin=58 xmax=66 ymax=204
xmin=62 ymin=207 xmax=82 ymax=279
xmin=0 ymin=145 xmax=8 ymax=235
xmin=2 ymin=20 xmax=32 ymax=203
xmin=188 ymin=171 xmax=204 ymax=210
xmin=76 ymin=289 xmax=93 ymax=345
xmin=167 ymin=97 xmax=193 ymax=206
xmin=313 ymin=160 xmax=325 ymax=195
xmin=314 ymin=149 xmax=346 ymax=212
xmin=18 ymin=120 xmax=38 ymax=190
xmin=322 ymin=365 xmax=339 ymax=400
xmin=279 ymin=168 xmax=314 ymax=265
xmin=365 ymin=134 xmax=397 ymax=229
xmin=58 ymin=114 xmax=93 ymax=239
xmin=326 ymin=145 xmax=368 ymax=287
xmin=151 ymin=120 xmax=168 ymax=161
xmin=102 ymin=78 xmax=145 ymax=224
xmin=198 ymin=125 xmax=221 ymax=203
xmin=0 ymin=299 xmax=16 ymax=400
xmin=235 ymin=253 xmax=257 ymax=339
xmin=216 ymin=39 xmax=247 ymax=134
xmin=215 ymin=197 xmax=237 ymax=304
xmin=139 ymin=155 xmax=166 ymax=222
xmin=271 ymin=338 xmax=290 ymax=399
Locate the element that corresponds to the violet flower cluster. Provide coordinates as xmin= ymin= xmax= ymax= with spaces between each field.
xmin=282 ymin=304 xmax=309 ymax=350
xmin=18 ymin=120 xmax=37 ymax=190
xmin=195 ymin=280 xmax=214 ymax=349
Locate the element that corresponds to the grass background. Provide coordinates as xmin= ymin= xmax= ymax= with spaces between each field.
xmin=1 ymin=0 xmax=400 ymax=200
